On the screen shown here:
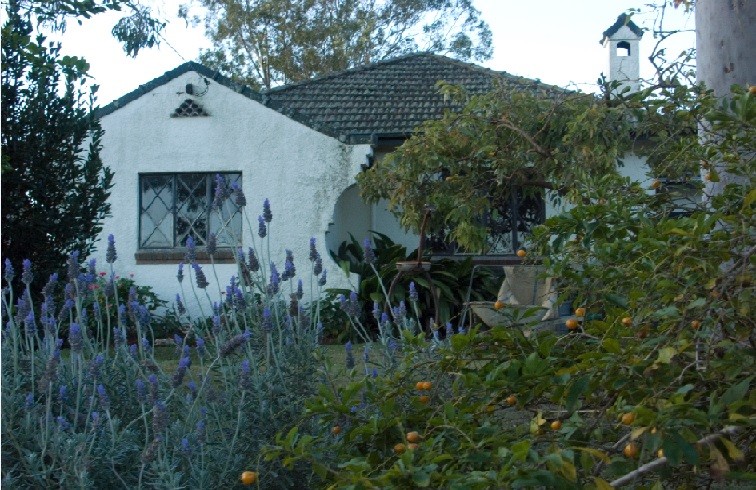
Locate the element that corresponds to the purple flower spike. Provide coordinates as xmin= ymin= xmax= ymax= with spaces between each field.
xmin=4 ymin=259 xmax=14 ymax=283
xmin=262 ymin=307 xmax=272 ymax=332
xmin=21 ymin=259 xmax=33 ymax=285
xmin=262 ymin=198 xmax=272 ymax=223
xmin=176 ymin=294 xmax=186 ymax=316
xmin=188 ymin=337 xmax=202 ymax=359
xmin=269 ymin=263 xmax=280 ymax=294
xmin=69 ymin=323 xmax=83 ymax=353
xmin=282 ymin=250 xmax=296 ymax=281
xmin=97 ymin=384 xmax=110 ymax=411
xmin=231 ymin=181 xmax=246 ymax=207
xmin=191 ymin=262 xmax=209 ymax=289
xmin=409 ymin=281 xmax=418 ymax=302
xmin=106 ymin=234 xmax=117 ymax=264
xmin=309 ymin=237 xmax=318 ymax=262
xmin=135 ymin=379 xmax=147 ymax=403
xmin=24 ymin=393 xmax=34 ymax=410
xmin=257 ymin=216 xmax=267 ymax=238
xmin=248 ymin=248 xmax=260 ymax=272
xmin=181 ymin=437 xmax=191 ymax=454
xmin=213 ymin=174 xmax=229 ymax=209
xmin=185 ymin=236 xmax=196 ymax=263
xmin=172 ymin=356 xmax=191 ymax=388
xmin=363 ymin=238 xmax=375 ymax=264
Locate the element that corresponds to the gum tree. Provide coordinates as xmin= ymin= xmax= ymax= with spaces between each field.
xmin=180 ymin=0 xmax=492 ymax=89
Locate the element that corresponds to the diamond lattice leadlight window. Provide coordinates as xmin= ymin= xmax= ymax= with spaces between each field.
xmin=139 ymin=173 xmax=241 ymax=248
xmin=427 ymin=187 xmax=545 ymax=255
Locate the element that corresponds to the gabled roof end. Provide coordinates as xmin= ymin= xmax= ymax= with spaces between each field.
xmin=600 ymin=13 xmax=644 ymax=45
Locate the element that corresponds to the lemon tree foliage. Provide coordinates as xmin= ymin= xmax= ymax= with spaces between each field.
xmin=181 ymin=0 xmax=492 ymax=89
xmin=270 ymin=38 xmax=755 ymax=490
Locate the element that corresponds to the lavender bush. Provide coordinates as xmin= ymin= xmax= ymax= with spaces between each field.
xmin=1 ymin=183 xmax=327 ymax=488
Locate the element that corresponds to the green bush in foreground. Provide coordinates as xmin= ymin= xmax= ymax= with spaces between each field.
xmin=268 ymin=90 xmax=754 ymax=488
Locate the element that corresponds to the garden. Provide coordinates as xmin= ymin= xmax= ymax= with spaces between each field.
xmin=2 ymin=1 xmax=754 ymax=488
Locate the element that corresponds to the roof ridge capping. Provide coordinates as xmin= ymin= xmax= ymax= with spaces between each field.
xmin=95 ymin=61 xmax=262 ymax=118
xmin=601 ymin=13 xmax=644 ymax=44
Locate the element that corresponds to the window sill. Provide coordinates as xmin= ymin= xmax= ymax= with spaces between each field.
xmin=135 ymin=249 xmax=237 ymax=265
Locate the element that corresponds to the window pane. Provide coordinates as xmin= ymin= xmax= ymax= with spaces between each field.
xmin=140 ymin=175 xmax=173 ymax=247
xmin=513 ymin=189 xmax=545 ymax=248
xmin=176 ymin=173 xmax=209 ymax=246
xmin=484 ymin=202 xmax=514 ymax=254
xmin=210 ymin=173 xmax=242 ymax=246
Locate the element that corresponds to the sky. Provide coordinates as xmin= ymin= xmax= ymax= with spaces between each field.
xmin=50 ymin=0 xmax=696 ymax=106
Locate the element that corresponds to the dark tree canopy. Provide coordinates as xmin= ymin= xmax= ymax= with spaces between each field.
xmin=181 ymin=0 xmax=493 ymax=89
xmin=13 ymin=0 xmax=165 ymax=57
xmin=1 ymin=4 xmax=114 ymax=288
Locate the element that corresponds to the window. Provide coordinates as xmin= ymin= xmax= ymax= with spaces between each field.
xmin=427 ymin=187 xmax=545 ymax=255
xmin=139 ymin=173 xmax=242 ymax=249
xmin=655 ymin=179 xmax=700 ymax=218
xmin=616 ymin=41 xmax=631 ymax=57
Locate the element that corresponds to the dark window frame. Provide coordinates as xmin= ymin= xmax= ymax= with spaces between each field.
xmin=427 ymin=186 xmax=546 ymax=256
xmin=138 ymin=172 xmax=242 ymax=250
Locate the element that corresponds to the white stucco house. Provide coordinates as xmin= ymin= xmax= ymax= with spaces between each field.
xmin=91 ymin=15 xmax=656 ymax=312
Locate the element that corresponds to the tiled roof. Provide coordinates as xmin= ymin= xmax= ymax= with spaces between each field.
xmin=601 ymin=13 xmax=644 ymax=44
xmin=98 ymin=53 xmax=559 ymax=144
xmin=263 ymin=53 xmax=555 ymax=143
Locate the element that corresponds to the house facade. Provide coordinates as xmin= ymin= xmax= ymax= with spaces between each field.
xmin=92 ymin=28 xmax=652 ymax=313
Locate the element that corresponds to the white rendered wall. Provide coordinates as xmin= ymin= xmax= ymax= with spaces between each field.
xmin=607 ymin=25 xmax=641 ymax=94
xmin=370 ymin=201 xmax=418 ymax=252
xmin=93 ymin=71 xmax=371 ymax=316
xmin=326 ymin=185 xmax=422 ymax=256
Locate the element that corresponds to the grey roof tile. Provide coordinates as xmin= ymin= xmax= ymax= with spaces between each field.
xmin=97 ymin=53 xmax=560 ymax=144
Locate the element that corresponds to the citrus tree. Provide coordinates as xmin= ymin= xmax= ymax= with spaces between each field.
xmin=268 ymin=83 xmax=753 ymax=487
xmin=267 ymin=3 xmax=755 ymax=487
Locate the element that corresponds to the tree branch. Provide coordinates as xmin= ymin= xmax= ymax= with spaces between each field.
xmin=609 ymin=426 xmax=741 ymax=487
xmin=497 ymin=115 xmax=552 ymax=158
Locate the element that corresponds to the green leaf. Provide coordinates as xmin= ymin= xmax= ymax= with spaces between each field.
xmin=593 ymin=477 xmax=613 ymax=490
xmin=721 ymin=375 xmax=753 ymax=406
xmin=605 ymin=293 xmax=629 ymax=308
xmin=687 ymin=297 xmax=707 ymax=309
xmin=566 ymin=376 xmax=590 ymax=412
xmin=656 ymin=347 xmax=677 ymax=364
xmin=720 ymin=437 xmax=745 ymax=461
xmin=601 ymin=338 xmax=621 ymax=354
xmin=511 ymin=440 xmax=531 ymax=461
xmin=412 ymin=470 xmax=431 ymax=487
xmin=652 ymin=306 xmax=679 ymax=319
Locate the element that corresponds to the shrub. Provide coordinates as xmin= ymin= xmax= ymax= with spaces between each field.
xmin=330 ymin=232 xmax=499 ymax=337
xmin=267 ymin=89 xmax=755 ymax=488
xmin=1 ymin=189 xmax=326 ymax=488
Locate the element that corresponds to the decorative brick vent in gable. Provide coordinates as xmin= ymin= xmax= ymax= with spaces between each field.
xmin=171 ymin=99 xmax=209 ymax=118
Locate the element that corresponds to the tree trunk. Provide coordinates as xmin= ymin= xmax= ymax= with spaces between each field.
xmin=695 ymin=0 xmax=756 ymax=197
xmin=695 ymin=0 xmax=756 ymax=98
